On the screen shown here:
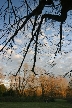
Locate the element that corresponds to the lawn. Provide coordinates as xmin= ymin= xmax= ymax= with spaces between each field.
xmin=0 ymin=99 xmax=72 ymax=108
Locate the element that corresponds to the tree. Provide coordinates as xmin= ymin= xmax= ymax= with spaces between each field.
xmin=8 ymin=70 xmax=68 ymax=99
xmin=0 ymin=68 xmax=5 ymax=84
xmin=66 ymin=78 xmax=72 ymax=97
xmin=55 ymin=76 xmax=68 ymax=98
xmin=0 ymin=84 xmax=7 ymax=96
xmin=68 ymin=78 xmax=72 ymax=89
xmin=66 ymin=79 xmax=72 ymax=103
xmin=0 ymin=0 xmax=72 ymax=76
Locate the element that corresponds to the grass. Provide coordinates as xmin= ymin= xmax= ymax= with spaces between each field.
xmin=0 ymin=99 xmax=72 ymax=108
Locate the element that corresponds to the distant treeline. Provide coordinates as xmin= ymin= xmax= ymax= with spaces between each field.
xmin=0 ymin=74 xmax=72 ymax=103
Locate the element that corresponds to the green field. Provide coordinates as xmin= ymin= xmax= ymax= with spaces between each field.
xmin=0 ymin=99 xmax=72 ymax=108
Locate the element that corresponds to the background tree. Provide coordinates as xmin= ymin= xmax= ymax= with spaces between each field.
xmin=0 ymin=84 xmax=7 ymax=96
xmin=55 ymin=76 xmax=68 ymax=98
xmin=0 ymin=68 xmax=5 ymax=84
xmin=66 ymin=78 xmax=72 ymax=103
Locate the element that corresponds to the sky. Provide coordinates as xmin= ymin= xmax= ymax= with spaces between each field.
xmin=0 ymin=0 xmax=72 ymax=83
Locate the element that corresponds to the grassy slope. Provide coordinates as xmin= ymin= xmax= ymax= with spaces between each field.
xmin=0 ymin=99 xmax=72 ymax=108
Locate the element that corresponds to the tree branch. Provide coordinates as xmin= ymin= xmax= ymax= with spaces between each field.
xmin=32 ymin=16 xmax=43 ymax=75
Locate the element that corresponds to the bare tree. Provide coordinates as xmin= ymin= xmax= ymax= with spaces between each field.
xmin=0 ymin=0 xmax=72 ymax=76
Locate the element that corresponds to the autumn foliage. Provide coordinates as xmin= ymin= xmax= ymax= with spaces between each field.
xmin=8 ymin=73 xmax=68 ymax=99
xmin=0 ymin=66 xmax=72 ymax=102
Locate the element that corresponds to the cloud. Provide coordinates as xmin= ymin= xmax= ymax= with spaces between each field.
xmin=50 ymin=51 xmax=72 ymax=75
xmin=28 ymin=50 xmax=34 ymax=54
xmin=0 ymin=45 xmax=4 ymax=49
xmin=13 ymin=45 xmax=18 ymax=50
xmin=13 ymin=53 xmax=23 ymax=59
xmin=15 ymin=38 xmax=22 ymax=44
